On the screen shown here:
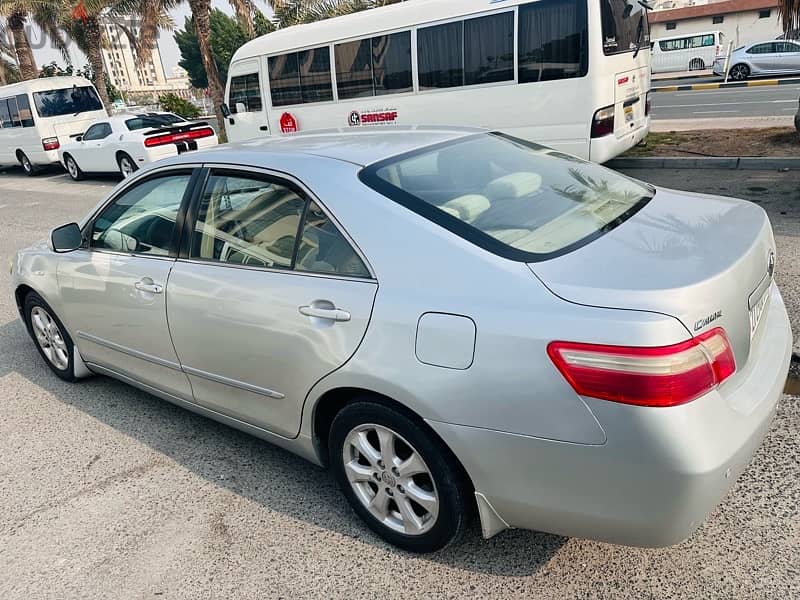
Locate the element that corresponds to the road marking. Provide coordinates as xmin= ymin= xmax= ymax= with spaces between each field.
xmin=657 ymin=99 xmax=797 ymax=108
xmin=692 ymin=110 xmax=739 ymax=114
xmin=673 ymin=86 xmax=800 ymax=97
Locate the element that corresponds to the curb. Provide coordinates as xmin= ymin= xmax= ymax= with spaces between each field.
xmin=607 ymin=156 xmax=800 ymax=170
xmin=652 ymin=77 xmax=800 ymax=93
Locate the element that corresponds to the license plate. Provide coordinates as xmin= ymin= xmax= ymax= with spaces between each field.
xmin=749 ymin=287 xmax=769 ymax=338
xmin=624 ymin=105 xmax=634 ymax=123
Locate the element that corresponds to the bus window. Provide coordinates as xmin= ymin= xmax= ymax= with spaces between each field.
xmin=229 ymin=73 xmax=263 ymax=114
xmin=336 ymin=32 xmax=412 ymax=99
xmin=519 ymin=0 xmax=588 ymax=83
xmin=0 ymin=99 xmax=11 ymax=128
xmin=268 ymin=46 xmax=333 ymax=106
xmin=7 ymin=96 xmax=22 ymax=127
xmin=16 ymin=94 xmax=35 ymax=126
xmin=464 ymin=12 xmax=513 ymax=85
xmin=32 ymin=85 xmax=103 ymax=117
xmin=418 ymin=21 xmax=463 ymax=89
xmin=372 ymin=32 xmax=412 ymax=96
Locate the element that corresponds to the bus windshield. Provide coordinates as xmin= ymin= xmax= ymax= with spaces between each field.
xmin=32 ymin=86 xmax=103 ymax=118
xmin=600 ymin=0 xmax=650 ymax=55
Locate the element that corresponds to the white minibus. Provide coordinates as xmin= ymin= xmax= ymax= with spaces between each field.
xmin=0 ymin=76 xmax=107 ymax=175
xmin=650 ymin=31 xmax=725 ymax=74
xmin=224 ymin=0 xmax=652 ymax=163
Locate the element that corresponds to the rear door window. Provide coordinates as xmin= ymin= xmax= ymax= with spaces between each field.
xmin=360 ymin=133 xmax=654 ymax=261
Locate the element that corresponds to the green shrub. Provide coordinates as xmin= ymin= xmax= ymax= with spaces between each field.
xmin=158 ymin=93 xmax=201 ymax=119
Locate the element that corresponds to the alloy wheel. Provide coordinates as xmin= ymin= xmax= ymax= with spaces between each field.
xmin=730 ymin=65 xmax=749 ymax=81
xmin=119 ymin=156 xmax=135 ymax=177
xmin=20 ymin=154 xmax=32 ymax=173
xmin=342 ymin=424 xmax=439 ymax=535
xmin=30 ymin=306 xmax=69 ymax=370
xmin=66 ymin=157 xmax=79 ymax=179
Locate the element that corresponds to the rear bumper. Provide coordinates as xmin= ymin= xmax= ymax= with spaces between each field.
xmin=143 ymin=136 xmax=219 ymax=165
xmin=27 ymin=149 xmax=61 ymax=167
xmin=589 ymin=116 xmax=650 ymax=164
xmin=428 ymin=285 xmax=792 ymax=547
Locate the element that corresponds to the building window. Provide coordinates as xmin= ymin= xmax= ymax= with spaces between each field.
xmin=759 ymin=9 xmax=771 ymax=18
xmin=712 ymin=16 xmax=723 ymax=24
xmin=666 ymin=22 xmax=677 ymax=30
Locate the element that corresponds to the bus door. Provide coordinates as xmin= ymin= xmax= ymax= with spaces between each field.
xmin=226 ymin=59 xmax=269 ymax=141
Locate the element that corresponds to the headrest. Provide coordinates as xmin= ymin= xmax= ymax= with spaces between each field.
xmin=484 ymin=172 xmax=542 ymax=201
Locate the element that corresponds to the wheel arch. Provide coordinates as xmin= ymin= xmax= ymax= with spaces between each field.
xmin=14 ymin=283 xmax=35 ymax=321
xmin=311 ymin=386 xmax=476 ymax=496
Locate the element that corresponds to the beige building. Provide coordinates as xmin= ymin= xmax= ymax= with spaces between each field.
xmin=649 ymin=0 xmax=784 ymax=47
xmin=100 ymin=18 xmax=192 ymax=100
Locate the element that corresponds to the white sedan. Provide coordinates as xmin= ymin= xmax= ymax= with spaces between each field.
xmin=59 ymin=112 xmax=218 ymax=180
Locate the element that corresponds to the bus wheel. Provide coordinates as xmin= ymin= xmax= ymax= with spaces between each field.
xmin=18 ymin=151 xmax=37 ymax=176
xmin=688 ymin=58 xmax=705 ymax=71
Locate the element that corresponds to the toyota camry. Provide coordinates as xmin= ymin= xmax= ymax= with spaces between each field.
xmin=12 ymin=128 xmax=793 ymax=553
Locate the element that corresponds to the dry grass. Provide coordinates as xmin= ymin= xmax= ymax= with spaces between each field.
xmin=624 ymin=128 xmax=800 ymax=157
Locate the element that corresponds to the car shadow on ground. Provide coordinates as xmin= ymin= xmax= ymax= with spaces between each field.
xmin=0 ymin=164 xmax=124 ymax=183
xmin=0 ymin=317 xmax=566 ymax=577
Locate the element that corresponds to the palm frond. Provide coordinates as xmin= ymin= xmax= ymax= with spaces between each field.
xmin=780 ymin=0 xmax=800 ymax=34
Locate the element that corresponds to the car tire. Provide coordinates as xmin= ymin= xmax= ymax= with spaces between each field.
xmin=329 ymin=400 xmax=472 ymax=553
xmin=729 ymin=64 xmax=750 ymax=81
xmin=23 ymin=291 xmax=78 ymax=382
xmin=18 ymin=151 xmax=37 ymax=176
xmin=117 ymin=153 xmax=138 ymax=178
xmin=63 ymin=154 xmax=84 ymax=181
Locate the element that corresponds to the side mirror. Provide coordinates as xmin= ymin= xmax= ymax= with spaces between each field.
xmin=50 ymin=223 xmax=83 ymax=253
xmin=235 ymin=102 xmax=246 ymax=114
xmin=76 ymin=135 xmax=83 ymax=142
xmin=220 ymin=103 xmax=231 ymax=118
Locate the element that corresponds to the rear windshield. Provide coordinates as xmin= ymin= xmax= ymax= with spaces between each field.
xmin=33 ymin=86 xmax=103 ymax=118
xmin=600 ymin=0 xmax=650 ymax=55
xmin=360 ymin=134 xmax=654 ymax=261
xmin=125 ymin=114 xmax=185 ymax=131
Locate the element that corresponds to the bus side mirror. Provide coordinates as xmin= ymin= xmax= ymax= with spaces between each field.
xmin=50 ymin=223 xmax=82 ymax=253
xmin=220 ymin=103 xmax=231 ymax=118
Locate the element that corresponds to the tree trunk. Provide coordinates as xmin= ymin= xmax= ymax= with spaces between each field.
xmin=8 ymin=12 xmax=37 ymax=80
xmin=189 ymin=0 xmax=227 ymax=141
xmin=84 ymin=16 xmax=111 ymax=112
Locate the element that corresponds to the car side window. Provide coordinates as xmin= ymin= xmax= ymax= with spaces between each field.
xmin=84 ymin=122 xmax=111 ymax=140
xmin=190 ymin=173 xmax=306 ymax=269
xmin=296 ymin=201 xmax=370 ymax=278
xmin=91 ymin=174 xmax=192 ymax=256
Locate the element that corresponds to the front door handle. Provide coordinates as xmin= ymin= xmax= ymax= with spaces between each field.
xmin=135 ymin=278 xmax=164 ymax=294
xmin=299 ymin=304 xmax=351 ymax=322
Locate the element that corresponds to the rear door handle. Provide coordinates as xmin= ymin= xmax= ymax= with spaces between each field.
xmin=135 ymin=278 xmax=164 ymax=294
xmin=299 ymin=305 xmax=351 ymax=322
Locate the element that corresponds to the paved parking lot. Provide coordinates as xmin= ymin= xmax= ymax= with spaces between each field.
xmin=0 ymin=166 xmax=798 ymax=599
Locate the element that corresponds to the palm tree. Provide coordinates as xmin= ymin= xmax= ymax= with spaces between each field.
xmin=0 ymin=0 xmax=68 ymax=80
xmin=0 ymin=24 xmax=20 ymax=84
xmin=61 ymin=0 xmax=113 ymax=108
xmin=779 ymin=0 xmax=800 ymax=35
xmin=270 ymin=0 xmax=399 ymax=28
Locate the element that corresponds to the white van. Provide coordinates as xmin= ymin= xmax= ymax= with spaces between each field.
xmin=0 ymin=76 xmax=107 ymax=175
xmin=650 ymin=31 xmax=725 ymax=74
xmin=223 ymin=0 xmax=653 ymax=163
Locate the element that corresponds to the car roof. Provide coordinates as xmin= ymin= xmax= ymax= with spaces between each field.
xmin=160 ymin=126 xmax=485 ymax=168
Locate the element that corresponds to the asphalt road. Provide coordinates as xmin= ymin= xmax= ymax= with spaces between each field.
xmin=0 ymin=167 xmax=798 ymax=599
xmin=651 ymin=82 xmax=800 ymax=120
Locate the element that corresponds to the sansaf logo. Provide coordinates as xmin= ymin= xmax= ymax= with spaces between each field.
xmin=349 ymin=110 xmax=398 ymax=126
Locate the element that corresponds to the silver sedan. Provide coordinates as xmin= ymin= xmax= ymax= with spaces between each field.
xmin=11 ymin=129 xmax=793 ymax=553
xmin=713 ymin=40 xmax=800 ymax=80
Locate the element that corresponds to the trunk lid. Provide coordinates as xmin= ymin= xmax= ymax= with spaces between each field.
xmin=530 ymin=188 xmax=776 ymax=369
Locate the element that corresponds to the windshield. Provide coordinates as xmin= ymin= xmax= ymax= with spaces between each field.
xmin=361 ymin=134 xmax=654 ymax=261
xmin=600 ymin=0 xmax=651 ymax=55
xmin=33 ymin=86 xmax=103 ymax=118
xmin=125 ymin=114 xmax=185 ymax=131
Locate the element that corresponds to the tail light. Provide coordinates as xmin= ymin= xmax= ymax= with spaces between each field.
xmin=645 ymin=92 xmax=652 ymax=117
xmin=547 ymin=328 xmax=736 ymax=408
xmin=144 ymin=127 xmax=215 ymax=148
xmin=591 ymin=105 xmax=615 ymax=138
xmin=42 ymin=137 xmax=60 ymax=151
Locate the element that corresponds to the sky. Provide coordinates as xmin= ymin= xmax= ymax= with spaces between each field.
xmin=29 ymin=1 xmax=273 ymax=77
